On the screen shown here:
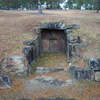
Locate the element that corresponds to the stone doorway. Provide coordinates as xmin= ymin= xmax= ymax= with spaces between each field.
xmin=22 ymin=22 xmax=80 ymax=67
xmin=41 ymin=29 xmax=66 ymax=52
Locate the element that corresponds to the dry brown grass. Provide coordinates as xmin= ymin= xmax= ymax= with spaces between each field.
xmin=0 ymin=10 xmax=100 ymax=100
xmin=0 ymin=10 xmax=100 ymax=60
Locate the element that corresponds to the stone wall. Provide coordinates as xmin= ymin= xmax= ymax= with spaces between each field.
xmin=22 ymin=28 xmax=41 ymax=68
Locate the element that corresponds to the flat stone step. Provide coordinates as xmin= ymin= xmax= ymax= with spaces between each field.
xmin=35 ymin=67 xmax=64 ymax=74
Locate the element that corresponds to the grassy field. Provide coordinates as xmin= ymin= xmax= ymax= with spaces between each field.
xmin=0 ymin=10 xmax=100 ymax=61
xmin=0 ymin=10 xmax=100 ymax=100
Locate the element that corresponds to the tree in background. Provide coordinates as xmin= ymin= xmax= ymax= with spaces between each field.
xmin=64 ymin=0 xmax=100 ymax=12
xmin=0 ymin=0 xmax=99 ymax=12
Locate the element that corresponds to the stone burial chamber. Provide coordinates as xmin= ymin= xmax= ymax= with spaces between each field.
xmin=0 ymin=22 xmax=80 ymax=78
xmin=22 ymin=22 xmax=80 ymax=68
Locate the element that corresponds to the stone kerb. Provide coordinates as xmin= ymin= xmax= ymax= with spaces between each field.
xmin=89 ymin=58 xmax=100 ymax=81
xmin=70 ymin=66 xmax=94 ymax=81
xmin=70 ymin=58 xmax=100 ymax=82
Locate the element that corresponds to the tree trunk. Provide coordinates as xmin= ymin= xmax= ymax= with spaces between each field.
xmin=69 ymin=5 xmax=70 ymax=9
xmin=38 ymin=6 xmax=43 ymax=14
xmin=30 ymin=0 xmax=33 ymax=10
xmin=15 ymin=0 xmax=18 ymax=10
xmin=97 ymin=2 xmax=99 ymax=13
xmin=38 ymin=0 xmax=43 ymax=14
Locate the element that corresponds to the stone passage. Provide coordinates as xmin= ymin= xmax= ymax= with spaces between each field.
xmin=22 ymin=22 xmax=80 ymax=68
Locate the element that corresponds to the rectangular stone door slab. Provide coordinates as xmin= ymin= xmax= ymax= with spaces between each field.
xmin=42 ymin=40 xmax=49 ymax=52
xmin=49 ymin=39 xmax=65 ymax=52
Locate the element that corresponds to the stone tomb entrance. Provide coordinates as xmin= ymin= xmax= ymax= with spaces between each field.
xmin=41 ymin=29 xmax=66 ymax=52
xmin=22 ymin=22 xmax=80 ymax=67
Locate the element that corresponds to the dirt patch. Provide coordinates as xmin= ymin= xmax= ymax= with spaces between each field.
xmin=23 ymin=76 xmax=73 ymax=91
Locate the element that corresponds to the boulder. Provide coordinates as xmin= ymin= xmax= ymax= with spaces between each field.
xmin=89 ymin=58 xmax=100 ymax=71
xmin=70 ymin=66 xmax=94 ymax=81
xmin=95 ymin=72 xmax=100 ymax=82
xmin=0 ymin=73 xmax=12 ymax=89
xmin=68 ymin=35 xmax=80 ymax=43
xmin=0 ymin=56 xmax=28 ymax=76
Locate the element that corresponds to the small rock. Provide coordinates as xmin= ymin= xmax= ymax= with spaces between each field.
xmin=82 ymin=56 xmax=87 ymax=62
xmin=54 ymin=68 xmax=64 ymax=72
xmin=69 ymin=35 xmax=80 ymax=43
xmin=89 ymin=58 xmax=100 ymax=71
xmin=66 ymin=79 xmax=73 ymax=86
xmin=0 ymin=73 xmax=12 ymax=89
xmin=95 ymin=72 xmax=100 ymax=81
xmin=69 ymin=63 xmax=72 ymax=67
xmin=35 ymin=67 xmax=53 ymax=73
xmin=35 ymin=28 xmax=41 ymax=34
xmin=65 ymin=29 xmax=72 ymax=34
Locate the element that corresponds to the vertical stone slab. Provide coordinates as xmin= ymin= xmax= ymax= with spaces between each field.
xmin=42 ymin=40 xmax=49 ymax=52
xmin=22 ymin=46 xmax=32 ymax=64
xmin=95 ymin=72 xmax=100 ymax=81
xmin=49 ymin=40 xmax=65 ymax=52
xmin=66 ymin=34 xmax=70 ymax=62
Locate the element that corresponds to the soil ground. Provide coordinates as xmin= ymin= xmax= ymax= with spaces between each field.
xmin=0 ymin=10 xmax=100 ymax=100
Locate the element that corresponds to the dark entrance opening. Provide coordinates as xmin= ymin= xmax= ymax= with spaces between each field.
xmin=41 ymin=29 xmax=66 ymax=53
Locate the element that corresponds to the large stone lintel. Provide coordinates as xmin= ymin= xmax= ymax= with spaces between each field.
xmin=40 ymin=22 xmax=66 ymax=30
